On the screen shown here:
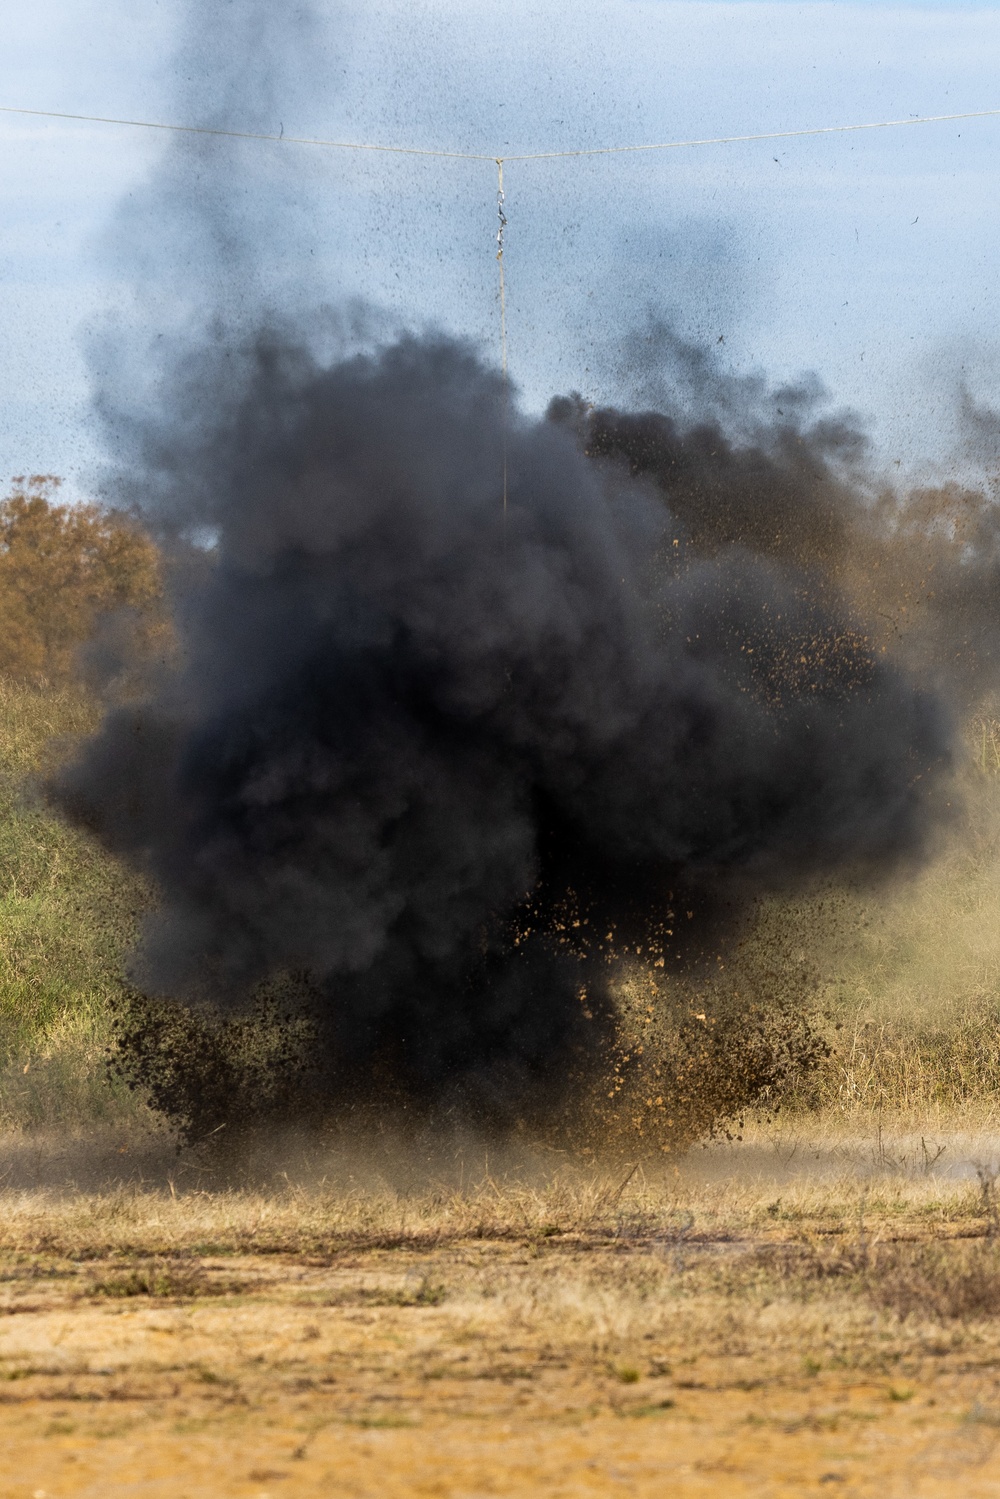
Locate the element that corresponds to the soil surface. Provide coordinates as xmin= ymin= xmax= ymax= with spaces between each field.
xmin=3 ymin=1129 xmax=1000 ymax=1496
xmin=2 ymin=1234 xmax=1000 ymax=1496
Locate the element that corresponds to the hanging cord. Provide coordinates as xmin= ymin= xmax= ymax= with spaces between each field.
xmin=496 ymin=159 xmax=509 ymax=538
xmin=496 ymin=159 xmax=508 ymax=381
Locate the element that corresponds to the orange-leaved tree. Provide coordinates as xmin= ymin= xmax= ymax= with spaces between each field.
xmin=0 ymin=476 xmax=162 ymax=684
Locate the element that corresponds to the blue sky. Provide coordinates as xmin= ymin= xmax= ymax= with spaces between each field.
xmin=1 ymin=1 xmax=1000 ymax=493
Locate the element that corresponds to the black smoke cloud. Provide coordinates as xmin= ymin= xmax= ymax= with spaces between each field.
xmin=56 ymin=330 xmax=950 ymax=1121
xmin=549 ymin=384 xmax=1000 ymax=715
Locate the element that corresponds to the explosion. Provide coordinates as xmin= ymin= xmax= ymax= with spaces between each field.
xmin=51 ymin=0 xmax=1000 ymax=1148
xmin=55 ymin=332 xmax=950 ymax=1140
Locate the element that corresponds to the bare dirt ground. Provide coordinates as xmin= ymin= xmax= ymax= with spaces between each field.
xmin=4 ymin=1122 xmax=1000 ymax=1497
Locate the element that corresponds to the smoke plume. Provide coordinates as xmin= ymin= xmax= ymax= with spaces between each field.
xmin=53 ymin=1 xmax=971 ymax=1132
xmin=57 ymin=328 xmax=950 ymax=1123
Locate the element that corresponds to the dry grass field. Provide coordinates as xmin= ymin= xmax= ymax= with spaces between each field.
xmin=4 ymin=1121 xmax=1000 ymax=1497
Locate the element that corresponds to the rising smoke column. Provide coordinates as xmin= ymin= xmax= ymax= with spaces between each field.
xmin=56 ymin=329 xmax=950 ymax=1121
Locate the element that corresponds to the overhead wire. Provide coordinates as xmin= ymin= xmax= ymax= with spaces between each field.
xmin=0 ymin=104 xmax=493 ymax=158
xmin=503 ymin=107 xmax=1000 ymax=160
xmin=3 ymin=97 xmax=998 ymax=526
xmin=1 ymin=101 xmax=999 ymax=163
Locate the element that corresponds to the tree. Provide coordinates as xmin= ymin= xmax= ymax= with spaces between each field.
xmin=0 ymin=476 xmax=162 ymax=684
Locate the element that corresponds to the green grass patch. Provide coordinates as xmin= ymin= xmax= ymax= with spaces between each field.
xmin=0 ymin=680 xmax=153 ymax=1132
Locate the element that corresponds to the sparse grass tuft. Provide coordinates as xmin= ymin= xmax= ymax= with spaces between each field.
xmin=863 ymin=1240 xmax=1000 ymax=1322
xmin=87 ymin=1260 xmax=252 ymax=1300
